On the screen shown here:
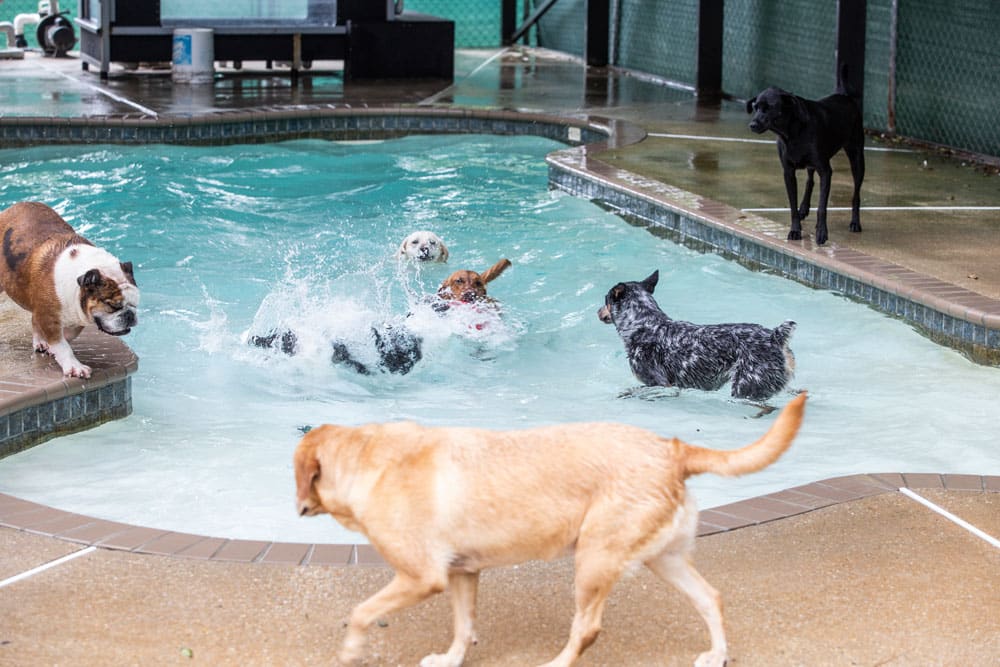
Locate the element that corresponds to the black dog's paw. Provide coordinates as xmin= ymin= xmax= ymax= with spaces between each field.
xmin=797 ymin=204 xmax=811 ymax=221
xmin=849 ymin=221 xmax=863 ymax=233
xmin=787 ymin=229 xmax=802 ymax=241
xmin=815 ymin=229 xmax=828 ymax=245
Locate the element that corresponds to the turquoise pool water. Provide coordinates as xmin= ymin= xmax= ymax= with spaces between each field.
xmin=0 ymin=134 xmax=997 ymax=543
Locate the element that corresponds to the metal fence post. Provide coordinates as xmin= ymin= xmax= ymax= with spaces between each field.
xmin=696 ymin=0 xmax=723 ymax=98
xmin=836 ymin=0 xmax=867 ymax=106
xmin=587 ymin=0 xmax=610 ymax=66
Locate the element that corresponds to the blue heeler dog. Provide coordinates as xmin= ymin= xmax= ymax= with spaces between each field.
xmin=598 ymin=271 xmax=796 ymax=403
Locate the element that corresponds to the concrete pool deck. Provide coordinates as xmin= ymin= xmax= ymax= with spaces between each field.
xmin=1 ymin=49 xmax=998 ymax=663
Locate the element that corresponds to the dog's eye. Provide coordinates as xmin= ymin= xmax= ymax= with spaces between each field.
xmin=428 ymin=241 xmax=437 ymax=246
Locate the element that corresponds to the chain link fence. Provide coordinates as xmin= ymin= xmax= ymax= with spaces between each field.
xmin=526 ymin=0 xmax=999 ymax=158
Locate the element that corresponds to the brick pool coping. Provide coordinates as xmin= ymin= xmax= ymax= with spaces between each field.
xmin=2 ymin=473 xmax=996 ymax=566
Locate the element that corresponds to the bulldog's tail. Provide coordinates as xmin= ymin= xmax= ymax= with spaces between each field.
xmin=680 ymin=393 xmax=807 ymax=478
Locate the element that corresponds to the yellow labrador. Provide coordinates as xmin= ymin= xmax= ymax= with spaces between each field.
xmin=295 ymin=393 xmax=807 ymax=667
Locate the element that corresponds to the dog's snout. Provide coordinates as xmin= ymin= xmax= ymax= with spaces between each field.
xmin=748 ymin=119 xmax=765 ymax=134
xmin=121 ymin=309 xmax=137 ymax=328
xmin=597 ymin=305 xmax=612 ymax=323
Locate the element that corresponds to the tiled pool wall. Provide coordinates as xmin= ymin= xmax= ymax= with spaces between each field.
xmin=0 ymin=378 xmax=132 ymax=459
xmin=0 ymin=108 xmax=609 ymax=148
xmin=0 ymin=329 xmax=139 ymax=459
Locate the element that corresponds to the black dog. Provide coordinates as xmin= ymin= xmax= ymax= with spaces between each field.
xmin=249 ymin=323 xmax=422 ymax=376
xmin=746 ymin=68 xmax=865 ymax=246
xmin=597 ymin=271 xmax=796 ymax=403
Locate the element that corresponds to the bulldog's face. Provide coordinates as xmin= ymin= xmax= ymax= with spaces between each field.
xmin=77 ymin=262 xmax=139 ymax=336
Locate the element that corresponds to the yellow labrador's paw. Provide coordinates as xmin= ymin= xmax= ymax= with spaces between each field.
xmin=420 ymin=653 xmax=463 ymax=667
xmin=337 ymin=643 xmax=364 ymax=665
xmin=694 ymin=649 xmax=727 ymax=667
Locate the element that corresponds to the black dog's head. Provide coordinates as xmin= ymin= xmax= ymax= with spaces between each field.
xmin=746 ymin=87 xmax=806 ymax=136
xmin=598 ymin=270 xmax=660 ymax=326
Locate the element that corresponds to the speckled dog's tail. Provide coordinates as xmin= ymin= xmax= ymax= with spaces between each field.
xmin=679 ymin=392 xmax=807 ymax=478
xmin=772 ymin=320 xmax=796 ymax=347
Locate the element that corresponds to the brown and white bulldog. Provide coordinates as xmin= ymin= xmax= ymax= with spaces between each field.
xmin=0 ymin=201 xmax=139 ymax=378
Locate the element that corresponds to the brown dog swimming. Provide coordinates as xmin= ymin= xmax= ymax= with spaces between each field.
xmin=295 ymin=393 xmax=807 ymax=667
xmin=0 ymin=201 xmax=139 ymax=377
xmin=436 ymin=258 xmax=511 ymax=304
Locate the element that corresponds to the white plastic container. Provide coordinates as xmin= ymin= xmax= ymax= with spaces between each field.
xmin=172 ymin=28 xmax=214 ymax=84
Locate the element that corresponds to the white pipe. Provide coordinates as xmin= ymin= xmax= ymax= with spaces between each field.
xmin=14 ymin=13 xmax=40 ymax=38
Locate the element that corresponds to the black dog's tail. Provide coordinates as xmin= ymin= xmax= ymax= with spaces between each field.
xmin=836 ymin=63 xmax=860 ymax=100
xmin=772 ymin=321 xmax=796 ymax=347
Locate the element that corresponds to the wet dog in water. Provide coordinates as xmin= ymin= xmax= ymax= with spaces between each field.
xmin=295 ymin=393 xmax=807 ymax=666
xmin=249 ymin=323 xmax=422 ymax=376
xmin=397 ymin=230 xmax=449 ymax=263
xmin=598 ymin=270 xmax=796 ymax=403
xmin=249 ymin=259 xmax=511 ymax=373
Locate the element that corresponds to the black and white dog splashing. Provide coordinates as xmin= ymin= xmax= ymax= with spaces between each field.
xmin=249 ymin=323 xmax=422 ymax=376
xmin=598 ymin=271 xmax=796 ymax=403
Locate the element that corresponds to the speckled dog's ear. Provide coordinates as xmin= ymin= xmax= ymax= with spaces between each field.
xmin=640 ymin=270 xmax=659 ymax=293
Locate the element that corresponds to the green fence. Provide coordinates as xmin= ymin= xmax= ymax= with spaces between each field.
xmin=526 ymin=0 xmax=999 ymax=158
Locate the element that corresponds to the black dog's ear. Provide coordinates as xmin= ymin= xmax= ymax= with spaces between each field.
xmin=77 ymin=268 xmax=103 ymax=288
xmin=745 ymin=97 xmax=755 ymax=114
xmin=641 ymin=270 xmax=659 ymax=293
xmin=784 ymin=93 xmax=809 ymax=124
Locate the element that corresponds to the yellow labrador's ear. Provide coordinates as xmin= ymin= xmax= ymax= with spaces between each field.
xmin=438 ymin=241 xmax=449 ymax=262
xmin=480 ymin=258 xmax=512 ymax=284
xmin=294 ymin=435 xmax=322 ymax=508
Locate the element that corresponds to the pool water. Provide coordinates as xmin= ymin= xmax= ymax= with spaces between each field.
xmin=0 ymin=135 xmax=997 ymax=543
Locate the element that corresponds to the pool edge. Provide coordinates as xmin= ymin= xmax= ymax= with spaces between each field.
xmin=1 ymin=473 xmax=996 ymax=567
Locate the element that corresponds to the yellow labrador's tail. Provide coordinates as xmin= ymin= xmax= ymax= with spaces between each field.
xmin=681 ymin=393 xmax=807 ymax=478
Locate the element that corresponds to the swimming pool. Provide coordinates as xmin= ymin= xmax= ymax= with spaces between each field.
xmin=0 ymin=134 xmax=997 ymax=543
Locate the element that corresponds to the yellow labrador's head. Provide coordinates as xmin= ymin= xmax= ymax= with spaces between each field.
xmin=437 ymin=258 xmax=511 ymax=303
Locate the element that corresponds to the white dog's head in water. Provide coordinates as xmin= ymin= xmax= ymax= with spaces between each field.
xmin=397 ymin=231 xmax=449 ymax=263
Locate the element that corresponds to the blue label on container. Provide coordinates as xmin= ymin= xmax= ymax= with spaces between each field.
xmin=172 ymin=35 xmax=192 ymax=66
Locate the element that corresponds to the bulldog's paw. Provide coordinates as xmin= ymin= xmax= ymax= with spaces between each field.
xmin=64 ymin=363 xmax=93 ymax=379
